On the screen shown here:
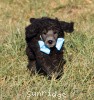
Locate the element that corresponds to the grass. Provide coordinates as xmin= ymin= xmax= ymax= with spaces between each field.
xmin=0 ymin=0 xmax=94 ymax=100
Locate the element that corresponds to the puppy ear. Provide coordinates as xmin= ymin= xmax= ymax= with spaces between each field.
xmin=25 ymin=25 xmax=37 ymax=43
xmin=60 ymin=21 xmax=74 ymax=33
xmin=30 ymin=18 xmax=36 ymax=23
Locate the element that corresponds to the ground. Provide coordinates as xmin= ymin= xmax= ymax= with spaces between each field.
xmin=0 ymin=0 xmax=94 ymax=100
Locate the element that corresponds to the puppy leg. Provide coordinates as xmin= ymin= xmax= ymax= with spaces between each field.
xmin=27 ymin=60 xmax=36 ymax=74
xmin=26 ymin=46 xmax=36 ymax=74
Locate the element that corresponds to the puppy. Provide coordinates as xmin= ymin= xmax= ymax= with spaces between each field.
xmin=25 ymin=17 xmax=74 ymax=78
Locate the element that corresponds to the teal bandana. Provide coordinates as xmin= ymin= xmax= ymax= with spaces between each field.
xmin=38 ymin=38 xmax=64 ymax=54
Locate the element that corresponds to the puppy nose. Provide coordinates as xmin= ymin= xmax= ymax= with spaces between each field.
xmin=48 ymin=40 xmax=53 ymax=44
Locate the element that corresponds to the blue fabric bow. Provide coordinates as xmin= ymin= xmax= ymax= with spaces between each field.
xmin=38 ymin=38 xmax=64 ymax=54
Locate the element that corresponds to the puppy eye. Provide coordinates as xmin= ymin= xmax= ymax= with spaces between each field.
xmin=54 ymin=32 xmax=58 ymax=34
xmin=43 ymin=32 xmax=46 ymax=35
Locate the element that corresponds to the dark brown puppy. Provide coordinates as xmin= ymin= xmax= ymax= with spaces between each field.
xmin=25 ymin=17 xmax=74 ymax=78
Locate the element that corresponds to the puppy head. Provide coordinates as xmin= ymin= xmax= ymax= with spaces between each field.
xmin=41 ymin=29 xmax=59 ymax=48
xmin=28 ymin=17 xmax=74 ymax=48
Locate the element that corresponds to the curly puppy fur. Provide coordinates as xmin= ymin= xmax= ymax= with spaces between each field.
xmin=25 ymin=17 xmax=74 ymax=77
